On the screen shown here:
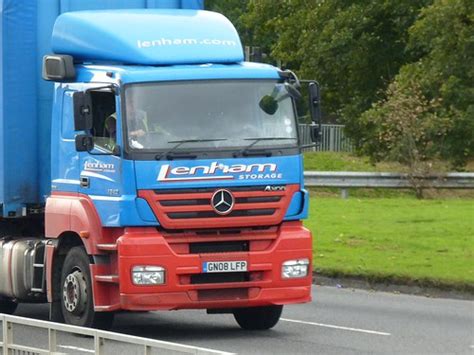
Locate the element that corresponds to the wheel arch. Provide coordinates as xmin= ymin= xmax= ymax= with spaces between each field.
xmin=46 ymin=192 xmax=104 ymax=255
xmin=46 ymin=231 xmax=89 ymax=304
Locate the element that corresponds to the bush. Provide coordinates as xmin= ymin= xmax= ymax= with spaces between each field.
xmin=359 ymin=79 xmax=452 ymax=197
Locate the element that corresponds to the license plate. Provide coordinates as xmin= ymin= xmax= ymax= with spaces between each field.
xmin=203 ymin=261 xmax=248 ymax=273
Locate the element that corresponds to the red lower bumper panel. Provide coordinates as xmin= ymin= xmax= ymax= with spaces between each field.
xmin=92 ymin=221 xmax=312 ymax=311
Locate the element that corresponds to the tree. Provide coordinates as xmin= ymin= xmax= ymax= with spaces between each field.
xmin=241 ymin=0 xmax=429 ymax=125
xmin=206 ymin=0 xmax=251 ymax=45
xmin=405 ymin=0 xmax=474 ymax=166
xmin=360 ymin=0 xmax=474 ymax=168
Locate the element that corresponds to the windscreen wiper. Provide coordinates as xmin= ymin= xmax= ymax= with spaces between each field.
xmin=155 ymin=138 xmax=227 ymax=160
xmin=235 ymin=137 xmax=297 ymax=157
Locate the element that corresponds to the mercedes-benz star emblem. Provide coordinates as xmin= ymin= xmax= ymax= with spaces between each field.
xmin=211 ymin=189 xmax=235 ymax=215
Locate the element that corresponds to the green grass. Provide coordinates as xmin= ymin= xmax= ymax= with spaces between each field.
xmin=305 ymin=197 xmax=474 ymax=289
xmin=302 ymin=151 xmax=474 ymax=172
xmin=303 ymin=151 xmax=403 ymax=172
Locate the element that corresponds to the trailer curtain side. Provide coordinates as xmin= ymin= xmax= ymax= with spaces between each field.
xmin=0 ymin=0 xmax=203 ymax=217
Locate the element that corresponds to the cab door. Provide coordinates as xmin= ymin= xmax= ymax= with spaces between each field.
xmin=51 ymin=86 xmax=81 ymax=194
xmin=76 ymin=89 xmax=123 ymax=226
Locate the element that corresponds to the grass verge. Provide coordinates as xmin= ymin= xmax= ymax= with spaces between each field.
xmin=303 ymin=151 xmax=404 ymax=172
xmin=305 ymin=197 xmax=474 ymax=291
xmin=303 ymin=151 xmax=474 ymax=172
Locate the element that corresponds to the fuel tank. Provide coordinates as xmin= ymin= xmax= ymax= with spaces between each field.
xmin=0 ymin=239 xmax=45 ymax=300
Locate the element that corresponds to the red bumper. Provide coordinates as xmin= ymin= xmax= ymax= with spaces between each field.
xmin=114 ymin=221 xmax=312 ymax=311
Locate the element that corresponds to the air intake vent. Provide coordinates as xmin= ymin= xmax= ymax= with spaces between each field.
xmin=190 ymin=241 xmax=249 ymax=254
xmin=191 ymin=272 xmax=249 ymax=284
xmin=138 ymin=184 xmax=299 ymax=229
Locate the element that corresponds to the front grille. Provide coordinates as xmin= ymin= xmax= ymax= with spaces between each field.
xmin=168 ymin=209 xmax=275 ymax=219
xmin=159 ymin=195 xmax=281 ymax=207
xmin=195 ymin=229 xmax=242 ymax=236
xmin=138 ymin=184 xmax=299 ymax=229
xmin=190 ymin=272 xmax=249 ymax=284
xmin=189 ymin=241 xmax=249 ymax=254
xmin=236 ymin=196 xmax=281 ymax=203
xmin=160 ymin=199 xmax=209 ymax=207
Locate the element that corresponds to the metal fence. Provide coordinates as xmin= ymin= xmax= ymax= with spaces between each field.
xmin=304 ymin=171 xmax=474 ymax=188
xmin=299 ymin=124 xmax=353 ymax=152
xmin=304 ymin=171 xmax=474 ymax=198
xmin=0 ymin=313 xmax=233 ymax=355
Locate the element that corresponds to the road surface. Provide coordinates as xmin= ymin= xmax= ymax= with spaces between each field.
xmin=11 ymin=285 xmax=474 ymax=354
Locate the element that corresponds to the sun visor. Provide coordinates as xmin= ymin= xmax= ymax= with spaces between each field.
xmin=51 ymin=10 xmax=243 ymax=65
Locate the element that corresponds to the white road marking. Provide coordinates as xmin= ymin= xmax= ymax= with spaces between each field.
xmin=281 ymin=318 xmax=391 ymax=336
xmin=58 ymin=345 xmax=95 ymax=353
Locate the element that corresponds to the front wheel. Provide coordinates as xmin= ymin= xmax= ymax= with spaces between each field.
xmin=233 ymin=305 xmax=283 ymax=330
xmin=0 ymin=297 xmax=18 ymax=314
xmin=60 ymin=246 xmax=114 ymax=329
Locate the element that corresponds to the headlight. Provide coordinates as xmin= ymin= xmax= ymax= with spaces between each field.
xmin=281 ymin=259 xmax=310 ymax=279
xmin=132 ymin=266 xmax=166 ymax=285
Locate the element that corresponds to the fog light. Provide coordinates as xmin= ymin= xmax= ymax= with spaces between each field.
xmin=282 ymin=259 xmax=309 ymax=279
xmin=132 ymin=266 xmax=165 ymax=285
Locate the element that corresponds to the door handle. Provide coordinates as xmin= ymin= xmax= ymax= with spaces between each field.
xmin=80 ymin=176 xmax=90 ymax=188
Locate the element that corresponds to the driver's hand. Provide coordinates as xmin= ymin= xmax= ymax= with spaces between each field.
xmin=130 ymin=129 xmax=146 ymax=137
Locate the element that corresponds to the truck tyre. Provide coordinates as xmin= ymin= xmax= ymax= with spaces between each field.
xmin=60 ymin=246 xmax=114 ymax=329
xmin=233 ymin=305 xmax=283 ymax=330
xmin=0 ymin=297 xmax=18 ymax=314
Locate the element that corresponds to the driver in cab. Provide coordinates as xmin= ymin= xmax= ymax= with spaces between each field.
xmin=127 ymin=101 xmax=148 ymax=149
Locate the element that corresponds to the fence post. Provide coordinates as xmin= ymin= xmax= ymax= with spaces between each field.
xmin=95 ymin=334 xmax=103 ymax=355
xmin=329 ymin=127 xmax=336 ymax=152
xmin=341 ymin=188 xmax=349 ymax=199
xmin=3 ymin=318 xmax=11 ymax=354
xmin=49 ymin=328 xmax=57 ymax=353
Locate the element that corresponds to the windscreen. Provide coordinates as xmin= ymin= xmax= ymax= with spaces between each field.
xmin=124 ymin=80 xmax=298 ymax=154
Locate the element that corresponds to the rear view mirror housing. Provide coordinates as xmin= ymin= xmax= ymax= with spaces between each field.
xmin=308 ymin=82 xmax=322 ymax=142
xmin=310 ymin=125 xmax=320 ymax=142
xmin=75 ymin=134 xmax=93 ymax=152
xmin=259 ymin=95 xmax=279 ymax=115
xmin=73 ymin=91 xmax=93 ymax=131
xmin=42 ymin=55 xmax=75 ymax=81
xmin=308 ymin=82 xmax=321 ymax=123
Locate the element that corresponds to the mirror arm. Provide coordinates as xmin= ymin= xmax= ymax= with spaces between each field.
xmin=279 ymin=69 xmax=301 ymax=89
xmin=84 ymin=84 xmax=118 ymax=95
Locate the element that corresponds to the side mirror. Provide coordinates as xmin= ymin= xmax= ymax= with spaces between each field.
xmin=308 ymin=82 xmax=322 ymax=142
xmin=259 ymin=95 xmax=278 ymax=115
xmin=75 ymin=134 xmax=93 ymax=152
xmin=73 ymin=91 xmax=93 ymax=131
xmin=310 ymin=125 xmax=320 ymax=142
xmin=42 ymin=55 xmax=75 ymax=81
xmin=308 ymin=82 xmax=321 ymax=123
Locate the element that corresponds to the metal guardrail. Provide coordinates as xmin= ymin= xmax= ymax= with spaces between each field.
xmin=304 ymin=171 xmax=474 ymax=188
xmin=0 ymin=314 xmax=233 ymax=355
xmin=304 ymin=171 xmax=474 ymax=198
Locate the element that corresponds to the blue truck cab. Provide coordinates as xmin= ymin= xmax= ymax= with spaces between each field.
xmin=0 ymin=2 xmax=319 ymax=330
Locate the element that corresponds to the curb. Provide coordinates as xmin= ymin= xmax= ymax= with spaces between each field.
xmin=313 ymin=274 xmax=474 ymax=301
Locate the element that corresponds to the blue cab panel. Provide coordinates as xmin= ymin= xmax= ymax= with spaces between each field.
xmin=52 ymin=10 xmax=243 ymax=65
xmin=49 ymin=63 xmax=309 ymax=228
xmin=0 ymin=0 xmax=203 ymax=217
